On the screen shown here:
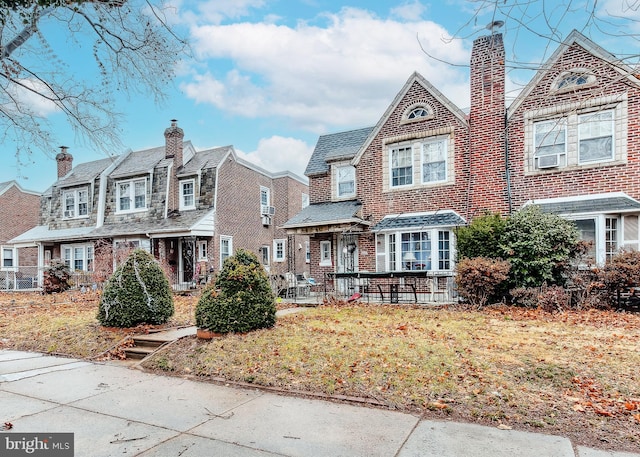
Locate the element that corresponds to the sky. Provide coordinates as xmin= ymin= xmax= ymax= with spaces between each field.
xmin=2 ymin=0 xmax=640 ymax=192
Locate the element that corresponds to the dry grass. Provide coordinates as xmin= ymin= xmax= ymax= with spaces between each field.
xmin=1 ymin=291 xmax=639 ymax=451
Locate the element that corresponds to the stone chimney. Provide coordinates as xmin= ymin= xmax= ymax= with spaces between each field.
xmin=468 ymin=28 xmax=508 ymax=216
xmin=164 ymin=120 xmax=184 ymax=216
xmin=55 ymin=146 xmax=73 ymax=178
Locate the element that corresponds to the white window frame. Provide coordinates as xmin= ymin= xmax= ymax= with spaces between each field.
xmin=273 ymin=239 xmax=286 ymax=262
xmin=578 ymin=110 xmax=614 ymax=164
xmin=336 ymin=165 xmax=356 ymax=199
xmin=390 ymin=145 xmax=414 ymax=188
xmin=305 ymin=241 xmax=310 ymax=263
xmin=197 ymin=240 xmax=208 ymax=261
xmin=220 ymin=235 xmax=232 ymax=268
xmin=180 ymin=179 xmax=196 ymax=211
xmin=261 ymin=245 xmax=270 ymax=265
xmin=421 ymin=137 xmax=448 ymax=184
xmin=260 ymin=186 xmax=270 ymax=206
xmin=319 ymin=240 xmax=332 ymax=266
xmin=1 ymin=246 xmax=16 ymax=271
xmin=116 ymin=178 xmax=147 ymax=213
xmin=302 ymin=193 xmax=309 ymax=208
xmin=533 ymin=118 xmax=567 ymax=169
xmin=61 ymin=243 xmax=94 ymax=272
xmin=62 ymin=187 xmax=89 ymax=219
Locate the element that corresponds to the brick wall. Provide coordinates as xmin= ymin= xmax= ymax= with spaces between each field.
xmin=0 ymin=185 xmax=40 ymax=244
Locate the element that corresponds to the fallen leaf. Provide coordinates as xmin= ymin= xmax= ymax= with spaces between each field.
xmin=497 ymin=424 xmax=512 ymax=430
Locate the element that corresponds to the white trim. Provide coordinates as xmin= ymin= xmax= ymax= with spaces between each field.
xmin=319 ymin=240 xmax=332 ymax=266
xmin=180 ymin=178 xmax=196 ymax=211
xmin=1 ymin=246 xmax=17 ymax=271
xmin=273 ymin=239 xmax=286 ymax=262
xmin=116 ymin=177 xmax=148 ymax=214
xmin=220 ymin=235 xmax=233 ymax=268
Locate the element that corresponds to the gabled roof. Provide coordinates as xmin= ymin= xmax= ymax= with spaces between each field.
xmin=371 ymin=211 xmax=466 ymax=232
xmin=352 ymin=72 xmax=469 ymax=166
xmin=281 ymin=200 xmax=367 ymax=229
xmin=110 ymin=146 xmax=165 ymax=179
xmin=56 ymin=157 xmax=114 ymax=188
xmin=304 ymin=127 xmax=374 ymax=176
xmin=0 ymin=180 xmax=40 ymax=197
xmin=508 ymin=29 xmax=640 ymax=117
xmin=527 ymin=193 xmax=640 ymax=215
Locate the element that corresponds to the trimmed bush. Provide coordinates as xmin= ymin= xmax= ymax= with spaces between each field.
xmin=500 ymin=205 xmax=581 ymax=289
xmin=455 ymin=212 xmax=506 ymax=260
xmin=195 ymin=249 xmax=276 ymax=334
xmin=455 ymin=257 xmax=510 ymax=308
xmin=97 ymin=249 xmax=174 ymax=327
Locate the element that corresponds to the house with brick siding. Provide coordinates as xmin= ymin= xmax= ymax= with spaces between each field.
xmin=0 ymin=181 xmax=40 ymax=290
xmin=283 ymin=29 xmax=640 ymax=298
xmin=11 ymin=120 xmax=309 ymax=290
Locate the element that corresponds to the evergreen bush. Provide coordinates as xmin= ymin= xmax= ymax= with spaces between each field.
xmin=97 ymin=249 xmax=174 ymax=327
xmin=195 ymin=249 xmax=276 ymax=334
xmin=42 ymin=259 xmax=71 ymax=294
xmin=455 ymin=212 xmax=506 ymax=260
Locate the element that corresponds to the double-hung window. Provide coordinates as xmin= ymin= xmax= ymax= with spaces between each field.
xmin=336 ymin=165 xmax=356 ymax=198
xmin=117 ymin=178 xmax=147 ymax=213
xmin=390 ymin=146 xmax=413 ymax=187
xmin=62 ymin=244 xmax=94 ymax=272
xmin=2 ymin=247 xmax=15 ymax=270
xmin=220 ymin=236 xmax=232 ymax=268
xmin=320 ymin=240 xmax=332 ymax=266
xmin=421 ymin=138 xmax=447 ymax=183
xmin=63 ymin=188 xmax=89 ymax=218
xmin=180 ymin=179 xmax=195 ymax=210
xmin=578 ymin=110 xmax=614 ymax=164
xmin=534 ymin=118 xmax=566 ymax=168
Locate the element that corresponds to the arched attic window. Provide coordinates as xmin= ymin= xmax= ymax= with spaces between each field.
xmin=402 ymin=101 xmax=434 ymax=124
xmin=552 ymin=69 xmax=596 ymax=94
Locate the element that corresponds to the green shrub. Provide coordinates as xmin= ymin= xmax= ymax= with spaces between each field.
xmin=499 ymin=205 xmax=580 ymax=289
xmin=195 ymin=249 xmax=276 ymax=334
xmin=97 ymin=249 xmax=174 ymax=327
xmin=455 ymin=257 xmax=510 ymax=308
xmin=455 ymin=212 xmax=506 ymax=260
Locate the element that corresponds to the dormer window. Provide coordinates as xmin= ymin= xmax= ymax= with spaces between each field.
xmin=553 ymin=69 xmax=596 ymax=93
xmin=63 ymin=188 xmax=89 ymax=219
xmin=116 ymin=178 xmax=147 ymax=213
xmin=180 ymin=179 xmax=196 ymax=210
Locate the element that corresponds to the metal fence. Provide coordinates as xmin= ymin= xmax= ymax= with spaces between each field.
xmin=0 ymin=267 xmax=40 ymax=291
xmin=324 ymin=271 xmax=457 ymax=304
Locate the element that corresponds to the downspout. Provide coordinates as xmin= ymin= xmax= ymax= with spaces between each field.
xmin=505 ymin=113 xmax=513 ymax=215
xmin=164 ymin=162 xmax=173 ymax=219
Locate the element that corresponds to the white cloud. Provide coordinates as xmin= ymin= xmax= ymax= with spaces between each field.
xmin=4 ymin=78 xmax=61 ymax=117
xmin=235 ymin=135 xmax=314 ymax=177
xmin=183 ymin=7 xmax=470 ymax=134
xmin=391 ymin=1 xmax=427 ymax=21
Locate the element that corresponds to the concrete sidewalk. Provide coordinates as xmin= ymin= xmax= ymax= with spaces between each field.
xmin=1 ymin=350 xmax=638 ymax=457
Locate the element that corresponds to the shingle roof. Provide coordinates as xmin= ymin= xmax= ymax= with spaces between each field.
xmin=56 ymin=157 xmax=114 ymax=187
xmin=90 ymin=209 xmax=213 ymax=237
xmin=371 ymin=211 xmax=466 ymax=232
xmin=178 ymin=146 xmax=230 ymax=177
xmin=304 ymin=127 xmax=374 ymax=176
xmin=534 ymin=195 xmax=640 ymax=215
xmin=110 ymin=146 xmax=165 ymax=178
xmin=9 ymin=225 xmax=95 ymax=244
xmin=281 ymin=200 xmax=365 ymax=228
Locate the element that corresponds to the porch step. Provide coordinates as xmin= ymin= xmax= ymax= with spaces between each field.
xmin=123 ymin=327 xmax=197 ymax=360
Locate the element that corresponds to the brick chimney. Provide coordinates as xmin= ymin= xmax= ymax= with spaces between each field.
xmin=55 ymin=146 xmax=73 ymax=178
xmin=468 ymin=29 xmax=508 ymax=216
xmin=164 ymin=120 xmax=184 ymax=216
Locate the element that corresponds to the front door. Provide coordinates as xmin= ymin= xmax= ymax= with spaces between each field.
xmin=181 ymin=238 xmax=195 ymax=284
xmin=336 ymin=234 xmax=358 ymax=294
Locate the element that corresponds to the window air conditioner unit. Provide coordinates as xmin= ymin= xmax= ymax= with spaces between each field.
xmin=261 ymin=215 xmax=272 ymax=226
xmin=261 ymin=205 xmax=275 ymax=216
xmin=63 ymin=210 xmax=73 ymax=218
xmin=537 ymin=154 xmax=560 ymax=169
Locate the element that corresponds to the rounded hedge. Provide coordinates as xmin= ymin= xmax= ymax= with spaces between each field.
xmin=97 ymin=249 xmax=174 ymax=327
xmin=195 ymin=249 xmax=276 ymax=334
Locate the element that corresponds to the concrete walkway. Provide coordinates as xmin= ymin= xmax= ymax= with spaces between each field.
xmin=1 ymin=350 xmax=638 ymax=457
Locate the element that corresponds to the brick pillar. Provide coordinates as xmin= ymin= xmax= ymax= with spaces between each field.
xmin=55 ymin=146 xmax=73 ymax=178
xmin=469 ymin=32 xmax=508 ymax=217
xmin=164 ymin=120 xmax=184 ymax=215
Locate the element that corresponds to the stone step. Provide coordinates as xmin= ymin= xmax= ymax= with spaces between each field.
xmin=131 ymin=336 xmax=166 ymax=349
xmin=124 ymin=345 xmax=157 ymax=360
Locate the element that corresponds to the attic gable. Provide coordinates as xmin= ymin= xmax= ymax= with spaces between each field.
xmin=508 ymin=29 xmax=640 ymax=118
xmin=352 ymin=72 xmax=468 ymax=166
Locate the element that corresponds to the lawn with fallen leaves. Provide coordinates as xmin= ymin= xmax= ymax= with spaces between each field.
xmin=1 ymin=291 xmax=639 ymax=452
